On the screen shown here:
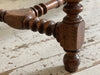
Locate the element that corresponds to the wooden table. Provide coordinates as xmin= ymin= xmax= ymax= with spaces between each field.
xmin=0 ymin=0 xmax=85 ymax=73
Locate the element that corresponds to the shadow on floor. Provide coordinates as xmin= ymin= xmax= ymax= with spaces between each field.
xmin=28 ymin=66 xmax=71 ymax=75
xmin=0 ymin=66 xmax=72 ymax=75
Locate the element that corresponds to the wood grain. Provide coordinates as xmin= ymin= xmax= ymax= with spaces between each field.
xmin=0 ymin=0 xmax=85 ymax=73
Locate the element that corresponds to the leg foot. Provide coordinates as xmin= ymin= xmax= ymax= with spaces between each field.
xmin=63 ymin=51 xmax=80 ymax=73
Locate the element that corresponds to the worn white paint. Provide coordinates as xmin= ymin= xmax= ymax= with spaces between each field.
xmin=0 ymin=0 xmax=100 ymax=75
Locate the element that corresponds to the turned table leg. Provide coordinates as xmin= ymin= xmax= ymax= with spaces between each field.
xmin=55 ymin=0 xmax=85 ymax=72
xmin=63 ymin=50 xmax=80 ymax=72
xmin=0 ymin=0 xmax=85 ymax=73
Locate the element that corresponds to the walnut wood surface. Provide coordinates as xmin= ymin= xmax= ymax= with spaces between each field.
xmin=58 ymin=0 xmax=85 ymax=72
xmin=30 ymin=0 xmax=65 ymax=17
xmin=55 ymin=21 xmax=85 ymax=50
xmin=0 ymin=0 xmax=85 ymax=73
xmin=45 ymin=0 xmax=64 ymax=10
xmin=64 ymin=52 xmax=80 ymax=72
xmin=0 ymin=0 xmax=64 ymax=29
xmin=4 ymin=8 xmax=35 ymax=29
xmin=29 ymin=17 xmax=56 ymax=36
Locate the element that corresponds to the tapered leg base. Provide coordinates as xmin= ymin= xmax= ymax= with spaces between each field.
xmin=63 ymin=52 xmax=80 ymax=73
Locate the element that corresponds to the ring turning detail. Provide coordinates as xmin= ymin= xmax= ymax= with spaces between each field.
xmin=0 ymin=0 xmax=85 ymax=73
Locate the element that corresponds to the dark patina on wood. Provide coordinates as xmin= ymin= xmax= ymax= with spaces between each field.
xmin=0 ymin=0 xmax=85 ymax=73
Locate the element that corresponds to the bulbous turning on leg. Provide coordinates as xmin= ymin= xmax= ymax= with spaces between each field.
xmin=63 ymin=51 xmax=80 ymax=72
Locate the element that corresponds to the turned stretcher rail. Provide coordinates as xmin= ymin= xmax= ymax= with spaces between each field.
xmin=45 ymin=0 xmax=64 ymax=10
xmin=0 ymin=0 xmax=64 ymax=29
xmin=0 ymin=0 xmax=85 ymax=73
xmin=29 ymin=17 xmax=56 ymax=36
xmin=30 ymin=0 xmax=65 ymax=17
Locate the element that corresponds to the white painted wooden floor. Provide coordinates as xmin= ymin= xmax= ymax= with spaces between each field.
xmin=0 ymin=0 xmax=100 ymax=75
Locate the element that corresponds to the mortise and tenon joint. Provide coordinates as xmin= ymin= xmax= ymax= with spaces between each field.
xmin=0 ymin=0 xmax=85 ymax=73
